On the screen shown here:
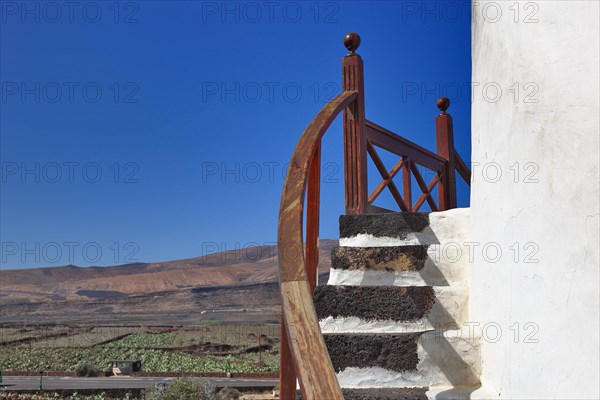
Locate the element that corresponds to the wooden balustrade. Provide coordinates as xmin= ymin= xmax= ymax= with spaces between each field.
xmin=277 ymin=33 xmax=471 ymax=399
xmin=339 ymin=34 xmax=471 ymax=215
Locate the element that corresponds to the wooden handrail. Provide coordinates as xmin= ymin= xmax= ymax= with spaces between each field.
xmin=366 ymin=120 xmax=447 ymax=171
xmin=278 ymin=90 xmax=357 ymax=400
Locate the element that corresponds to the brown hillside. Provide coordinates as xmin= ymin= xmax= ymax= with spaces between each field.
xmin=0 ymin=240 xmax=337 ymax=306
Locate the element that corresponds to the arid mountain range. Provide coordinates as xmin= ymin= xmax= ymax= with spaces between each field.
xmin=0 ymin=240 xmax=336 ymax=325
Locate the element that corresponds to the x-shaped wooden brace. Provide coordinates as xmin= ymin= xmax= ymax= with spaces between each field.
xmin=366 ymin=141 xmax=409 ymax=212
xmin=411 ymin=163 xmax=440 ymax=212
xmin=367 ymin=141 xmax=442 ymax=212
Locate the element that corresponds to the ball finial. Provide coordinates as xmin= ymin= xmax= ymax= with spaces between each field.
xmin=437 ymin=97 xmax=450 ymax=114
xmin=344 ymin=32 xmax=361 ymax=54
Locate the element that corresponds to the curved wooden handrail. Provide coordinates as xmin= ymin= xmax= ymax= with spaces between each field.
xmin=278 ymin=90 xmax=358 ymax=400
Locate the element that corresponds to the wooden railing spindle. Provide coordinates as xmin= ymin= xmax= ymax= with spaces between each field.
xmin=402 ymin=158 xmax=412 ymax=211
xmin=306 ymin=144 xmax=321 ymax=292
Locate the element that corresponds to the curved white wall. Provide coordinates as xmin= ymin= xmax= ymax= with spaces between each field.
xmin=471 ymin=1 xmax=599 ymax=398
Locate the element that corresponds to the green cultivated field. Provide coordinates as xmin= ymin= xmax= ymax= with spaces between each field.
xmin=0 ymin=324 xmax=279 ymax=374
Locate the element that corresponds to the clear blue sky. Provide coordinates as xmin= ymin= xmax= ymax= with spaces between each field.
xmin=0 ymin=1 xmax=471 ymax=269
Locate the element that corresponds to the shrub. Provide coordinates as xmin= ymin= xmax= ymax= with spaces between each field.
xmin=217 ymin=387 xmax=241 ymax=400
xmin=142 ymin=377 xmax=217 ymax=400
xmin=74 ymin=362 xmax=100 ymax=377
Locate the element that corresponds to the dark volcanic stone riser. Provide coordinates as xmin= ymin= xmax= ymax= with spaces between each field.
xmin=339 ymin=212 xmax=430 ymax=239
xmin=297 ymin=388 xmax=428 ymax=400
xmin=314 ymin=285 xmax=435 ymax=321
xmin=332 ymin=245 xmax=428 ymax=272
xmin=342 ymin=388 xmax=428 ymax=400
xmin=324 ymin=333 xmax=420 ymax=372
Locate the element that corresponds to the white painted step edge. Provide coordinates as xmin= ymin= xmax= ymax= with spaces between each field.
xmin=339 ymin=208 xmax=471 ymax=248
xmin=336 ymin=329 xmax=481 ymax=388
xmin=328 ymin=242 xmax=468 ymax=287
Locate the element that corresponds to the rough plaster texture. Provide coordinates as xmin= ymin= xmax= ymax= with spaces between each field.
xmin=471 ymin=2 xmax=600 ymax=398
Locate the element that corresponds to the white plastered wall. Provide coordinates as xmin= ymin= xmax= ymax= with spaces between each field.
xmin=471 ymin=1 xmax=599 ymax=398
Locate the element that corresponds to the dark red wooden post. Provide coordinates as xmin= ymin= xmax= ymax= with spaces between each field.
xmin=305 ymin=144 xmax=321 ymax=292
xmin=342 ymin=33 xmax=368 ymax=215
xmin=279 ymin=313 xmax=296 ymax=400
xmin=435 ymin=97 xmax=457 ymax=210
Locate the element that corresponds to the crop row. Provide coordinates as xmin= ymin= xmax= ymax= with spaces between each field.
xmin=0 ymin=392 xmax=138 ymax=400
xmin=0 ymin=346 xmax=278 ymax=373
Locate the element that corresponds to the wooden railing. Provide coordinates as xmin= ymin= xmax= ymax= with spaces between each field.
xmin=277 ymin=33 xmax=471 ymax=400
xmin=366 ymin=119 xmax=447 ymax=212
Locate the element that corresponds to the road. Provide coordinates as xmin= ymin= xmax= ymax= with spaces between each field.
xmin=0 ymin=376 xmax=278 ymax=391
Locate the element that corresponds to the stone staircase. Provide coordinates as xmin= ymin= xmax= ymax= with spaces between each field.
xmin=313 ymin=208 xmax=496 ymax=399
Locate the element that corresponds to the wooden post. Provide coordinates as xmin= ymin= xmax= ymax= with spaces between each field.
xmin=279 ymin=313 xmax=296 ymax=400
xmin=342 ymin=33 xmax=368 ymax=215
xmin=435 ymin=96 xmax=457 ymax=210
xmin=305 ymin=144 xmax=321 ymax=292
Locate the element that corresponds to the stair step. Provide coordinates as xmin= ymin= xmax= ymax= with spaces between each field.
xmin=339 ymin=208 xmax=470 ymax=247
xmin=331 ymin=329 xmax=482 ymax=389
xmin=342 ymin=388 xmax=429 ymax=400
xmin=339 ymin=212 xmax=431 ymax=245
xmin=314 ymin=285 xmax=434 ymax=322
xmin=316 ymin=208 xmax=479 ymax=394
xmin=296 ymin=388 xmax=429 ymax=400
xmin=324 ymin=333 xmax=421 ymax=373
xmin=329 ymin=245 xmax=467 ymax=287
xmin=332 ymin=245 xmax=428 ymax=272
xmin=318 ymin=286 xmax=467 ymax=333
xmin=297 ymin=386 xmax=497 ymax=400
